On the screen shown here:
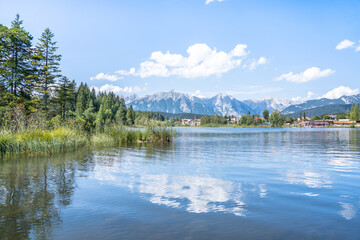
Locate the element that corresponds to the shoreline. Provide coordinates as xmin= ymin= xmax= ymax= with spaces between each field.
xmin=0 ymin=126 xmax=176 ymax=159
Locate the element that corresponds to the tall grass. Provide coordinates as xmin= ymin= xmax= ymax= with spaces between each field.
xmin=0 ymin=128 xmax=87 ymax=157
xmin=0 ymin=126 xmax=176 ymax=158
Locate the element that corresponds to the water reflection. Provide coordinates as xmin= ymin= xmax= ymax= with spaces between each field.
xmin=0 ymin=151 xmax=87 ymax=240
xmin=0 ymin=128 xmax=359 ymax=239
xmin=285 ymin=170 xmax=332 ymax=188
xmin=339 ymin=202 xmax=356 ymax=220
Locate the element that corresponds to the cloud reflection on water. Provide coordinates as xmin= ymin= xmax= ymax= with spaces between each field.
xmin=338 ymin=202 xmax=356 ymax=220
xmin=90 ymin=157 xmax=272 ymax=217
xmin=286 ymin=170 xmax=332 ymax=188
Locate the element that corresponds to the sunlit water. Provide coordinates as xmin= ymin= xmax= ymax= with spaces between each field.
xmin=1 ymin=128 xmax=360 ymax=239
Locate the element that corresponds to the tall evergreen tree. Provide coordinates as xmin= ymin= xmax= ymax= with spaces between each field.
xmin=350 ymin=104 xmax=360 ymax=121
xmin=126 ymin=105 xmax=135 ymax=125
xmin=0 ymin=15 xmax=33 ymax=98
xmin=34 ymin=28 xmax=61 ymax=111
xmin=95 ymin=104 xmax=105 ymax=131
xmin=75 ymin=83 xmax=91 ymax=116
xmin=115 ymin=98 xmax=127 ymax=125
xmin=54 ymin=76 xmax=75 ymax=120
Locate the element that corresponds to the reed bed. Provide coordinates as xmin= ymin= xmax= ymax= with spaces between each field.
xmin=0 ymin=126 xmax=176 ymax=158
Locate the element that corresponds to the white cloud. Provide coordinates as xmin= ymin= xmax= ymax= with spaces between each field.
xmin=91 ymin=84 xmax=145 ymax=94
xmin=248 ymin=57 xmax=267 ymax=70
xmin=90 ymin=72 xmax=123 ymax=81
xmin=356 ymin=44 xmax=360 ymax=52
xmin=336 ymin=39 xmax=355 ymax=50
xmin=321 ymin=86 xmax=359 ymax=99
xmin=191 ymin=90 xmax=205 ymax=98
xmin=116 ymin=43 xmax=259 ymax=79
xmin=205 ymin=0 xmax=224 ymax=4
xmin=276 ymin=67 xmax=335 ymax=83
xmin=291 ymin=91 xmax=315 ymax=103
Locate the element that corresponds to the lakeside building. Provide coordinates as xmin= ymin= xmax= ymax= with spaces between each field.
xmin=297 ymin=117 xmax=311 ymax=121
xmin=181 ymin=119 xmax=200 ymax=126
xmin=292 ymin=119 xmax=359 ymax=128
xmin=228 ymin=117 xmax=241 ymax=124
xmin=333 ymin=119 xmax=357 ymax=126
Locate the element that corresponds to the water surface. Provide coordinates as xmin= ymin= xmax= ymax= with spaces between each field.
xmin=1 ymin=128 xmax=360 ymax=239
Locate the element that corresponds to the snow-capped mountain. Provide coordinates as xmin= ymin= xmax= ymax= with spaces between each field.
xmin=124 ymin=94 xmax=139 ymax=104
xmin=125 ymin=90 xmax=360 ymax=117
xmin=126 ymin=90 xmax=252 ymax=116
xmin=243 ymin=97 xmax=294 ymax=114
xmin=281 ymin=94 xmax=360 ymax=114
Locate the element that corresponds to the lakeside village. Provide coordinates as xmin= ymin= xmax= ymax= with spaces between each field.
xmin=180 ymin=105 xmax=360 ymax=128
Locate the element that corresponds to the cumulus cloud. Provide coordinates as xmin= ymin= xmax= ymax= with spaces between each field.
xmin=356 ymin=44 xmax=360 ymax=52
xmin=90 ymin=72 xmax=123 ymax=81
xmin=205 ymin=0 xmax=224 ymax=4
xmin=276 ymin=67 xmax=335 ymax=83
xmin=191 ymin=90 xmax=205 ymax=98
xmin=116 ymin=43 xmax=259 ymax=79
xmin=291 ymin=91 xmax=315 ymax=103
xmin=248 ymin=57 xmax=267 ymax=70
xmin=321 ymin=86 xmax=359 ymax=99
xmin=336 ymin=39 xmax=355 ymax=50
xmin=91 ymin=84 xmax=145 ymax=94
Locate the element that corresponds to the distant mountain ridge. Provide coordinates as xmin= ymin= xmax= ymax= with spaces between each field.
xmin=287 ymin=104 xmax=356 ymax=118
xmin=124 ymin=90 xmax=360 ymax=117
xmin=282 ymin=94 xmax=360 ymax=115
xmin=125 ymin=90 xmax=253 ymax=116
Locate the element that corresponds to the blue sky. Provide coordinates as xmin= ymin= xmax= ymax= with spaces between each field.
xmin=1 ymin=0 xmax=359 ymax=100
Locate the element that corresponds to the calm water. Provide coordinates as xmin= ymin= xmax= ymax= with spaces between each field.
xmin=1 ymin=128 xmax=360 ymax=239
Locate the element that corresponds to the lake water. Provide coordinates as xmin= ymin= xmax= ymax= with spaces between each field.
xmin=1 ymin=127 xmax=360 ymax=239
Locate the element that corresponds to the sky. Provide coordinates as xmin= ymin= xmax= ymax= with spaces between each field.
xmin=1 ymin=0 xmax=359 ymax=101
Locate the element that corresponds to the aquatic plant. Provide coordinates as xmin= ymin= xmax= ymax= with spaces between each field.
xmin=0 ymin=126 xmax=176 ymax=158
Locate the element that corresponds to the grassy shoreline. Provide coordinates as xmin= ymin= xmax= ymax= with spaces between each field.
xmin=0 ymin=126 xmax=176 ymax=158
xmin=178 ymin=124 xmax=359 ymax=128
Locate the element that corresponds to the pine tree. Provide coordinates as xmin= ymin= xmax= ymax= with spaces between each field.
xmin=350 ymin=104 xmax=360 ymax=121
xmin=95 ymin=104 xmax=105 ymax=131
xmin=115 ymin=98 xmax=127 ymax=125
xmin=75 ymin=83 xmax=90 ymax=116
xmin=346 ymin=109 xmax=351 ymax=119
xmin=0 ymin=15 xmax=33 ymax=98
xmin=126 ymin=105 xmax=135 ymax=125
xmin=34 ymin=28 xmax=61 ymax=111
xmin=54 ymin=76 xmax=75 ymax=120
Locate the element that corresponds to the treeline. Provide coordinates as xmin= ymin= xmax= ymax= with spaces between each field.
xmin=0 ymin=15 xmax=171 ymax=132
xmin=306 ymin=104 xmax=360 ymax=121
xmin=200 ymin=114 xmax=228 ymax=125
xmin=199 ymin=110 xmax=285 ymax=127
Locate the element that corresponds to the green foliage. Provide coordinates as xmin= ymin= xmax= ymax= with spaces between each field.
xmin=0 ymin=126 xmax=176 ymax=158
xmin=126 ymin=105 xmax=136 ymax=125
xmin=34 ymin=28 xmax=61 ymax=111
xmin=200 ymin=114 xmax=227 ymax=125
xmin=54 ymin=76 xmax=75 ymax=119
xmin=337 ymin=113 xmax=346 ymax=119
xmin=0 ymin=15 xmax=177 ymax=158
xmin=0 ymin=15 xmax=33 ymax=100
xmin=262 ymin=109 xmax=269 ymax=121
xmin=349 ymin=104 xmax=360 ymax=121
xmin=311 ymin=116 xmax=321 ymax=121
xmin=238 ymin=112 xmax=264 ymax=126
xmin=269 ymin=110 xmax=284 ymax=127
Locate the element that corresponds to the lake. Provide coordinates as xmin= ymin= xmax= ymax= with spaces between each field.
xmin=1 ymin=127 xmax=360 ymax=239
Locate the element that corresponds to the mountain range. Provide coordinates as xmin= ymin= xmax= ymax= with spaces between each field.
xmin=124 ymin=90 xmax=360 ymax=117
